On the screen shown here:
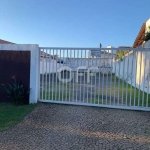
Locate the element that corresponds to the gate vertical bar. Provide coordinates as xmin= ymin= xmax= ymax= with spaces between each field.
xmin=134 ymin=51 xmax=138 ymax=106
xmin=76 ymin=50 xmax=79 ymax=102
xmin=125 ymin=50 xmax=130 ymax=106
xmin=146 ymin=61 xmax=150 ymax=107
xmin=69 ymin=49 xmax=71 ymax=102
xmin=90 ymin=52 xmax=93 ymax=103
xmin=83 ymin=49 xmax=86 ymax=103
xmin=45 ymin=49 xmax=48 ymax=100
xmin=80 ymin=50 xmax=82 ymax=102
xmin=65 ymin=49 xmax=68 ymax=101
xmin=113 ymin=52 xmax=117 ymax=105
xmin=109 ymin=50 xmax=113 ymax=105
xmin=98 ymin=50 xmax=101 ymax=105
xmin=87 ymin=50 xmax=89 ymax=103
xmin=94 ymin=56 xmax=97 ymax=104
xmin=138 ymin=51 xmax=142 ymax=106
xmin=118 ymin=56 xmax=121 ymax=105
xmin=130 ymin=51 xmax=134 ymax=106
xmin=48 ymin=49 xmax=51 ymax=100
xmin=55 ymin=49 xmax=58 ymax=101
xmin=142 ymin=51 xmax=146 ymax=107
xmin=121 ymin=52 xmax=125 ymax=106
xmin=41 ymin=48 xmax=44 ymax=100
xmin=52 ymin=49 xmax=54 ymax=100
xmin=105 ymin=50 xmax=109 ymax=105
xmin=59 ymin=49 xmax=61 ymax=101
xmin=101 ymin=49 xmax=105 ymax=105
xmin=62 ymin=49 xmax=65 ymax=102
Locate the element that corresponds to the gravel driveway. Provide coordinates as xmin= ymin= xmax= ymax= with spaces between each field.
xmin=0 ymin=103 xmax=150 ymax=150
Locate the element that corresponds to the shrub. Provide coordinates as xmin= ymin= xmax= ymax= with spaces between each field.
xmin=145 ymin=32 xmax=150 ymax=41
xmin=144 ymin=26 xmax=150 ymax=42
xmin=1 ymin=76 xmax=31 ymax=105
xmin=115 ymin=50 xmax=129 ymax=61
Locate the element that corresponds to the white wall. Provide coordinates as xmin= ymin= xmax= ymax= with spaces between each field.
xmin=113 ymin=40 xmax=150 ymax=93
xmin=0 ymin=44 xmax=39 ymax=103
xmin=40 ymin=58 xmax=63 ymax=74
xmin=40 ymin=57 xmax=113 ymax=74
xmin=146 ymin=18 xmax=150 ymax=32
xmin=106 ymin=45 xmax=116 ymax=54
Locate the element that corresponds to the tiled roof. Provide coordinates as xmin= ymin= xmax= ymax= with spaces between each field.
xmin=0 ymin=39 xmax=15 ymax=44
xmin=133 ymin=22 xmax=146 ymax=48
xmin=0 ymin=39 xmax=58 ymax=59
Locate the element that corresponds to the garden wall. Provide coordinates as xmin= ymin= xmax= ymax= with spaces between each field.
xmin=0 ymin=44 xmax=39 ymax=104
xmin=40 ymin=57 xmax=113 ymax=74
xmin=113 ymin=40 xmax=150 ymax=94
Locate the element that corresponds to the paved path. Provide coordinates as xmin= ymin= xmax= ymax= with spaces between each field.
xmin=0 ymin=103 xmax=150 ymax=150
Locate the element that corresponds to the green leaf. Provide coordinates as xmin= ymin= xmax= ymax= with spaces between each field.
xmin=1 ymin=79 xmax=31 ymax=105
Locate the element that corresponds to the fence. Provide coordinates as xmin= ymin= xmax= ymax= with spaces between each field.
xmin=39 ymin=47 xmax=150 ymax=111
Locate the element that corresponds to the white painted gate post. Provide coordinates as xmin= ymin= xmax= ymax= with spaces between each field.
xmin=0 ymin=44 xmax=40 ymax=104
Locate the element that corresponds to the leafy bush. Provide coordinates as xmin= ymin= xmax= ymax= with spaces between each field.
xmin=145 ymin=32 xmax=150 ymax=41
xmin=115 ymin=50 xmax=129 ymax=61
xmin=145 ymin=26 xmax=150 ymax=41
xmin=1 ymin=76 xmax=31 ymax=105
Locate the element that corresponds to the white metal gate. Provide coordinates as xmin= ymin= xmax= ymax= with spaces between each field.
xmin=39 ymin=47 xmax=150 ymax=111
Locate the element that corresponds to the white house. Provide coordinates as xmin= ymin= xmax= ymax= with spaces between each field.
xmin=113 ymin=18 xmax=150 ymax=93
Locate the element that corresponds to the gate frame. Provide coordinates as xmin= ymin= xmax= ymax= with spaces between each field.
xmin=39 ymin=47 xmax=150 ymax=111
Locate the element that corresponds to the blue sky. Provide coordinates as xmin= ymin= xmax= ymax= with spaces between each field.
xmin=0 ymin=0 xmax=150 ymax=48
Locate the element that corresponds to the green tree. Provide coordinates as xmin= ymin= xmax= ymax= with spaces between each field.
xmin=116 ymin=50 xmax=128 ymax=61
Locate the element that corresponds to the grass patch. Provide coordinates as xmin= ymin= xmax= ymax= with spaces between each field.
xmin=40 ymin=90 xmax=73 ymax=101
xmin=0 ymin=103 xmax=36 ymax=131
xmin=40 ymin=74 xmax=150 ymax=107
xmin=96 ymin=76 xmax=150 ymax=106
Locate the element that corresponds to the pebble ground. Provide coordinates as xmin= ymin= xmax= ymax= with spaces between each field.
xmin=0 ymin=103 xmax=150 ymax=150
